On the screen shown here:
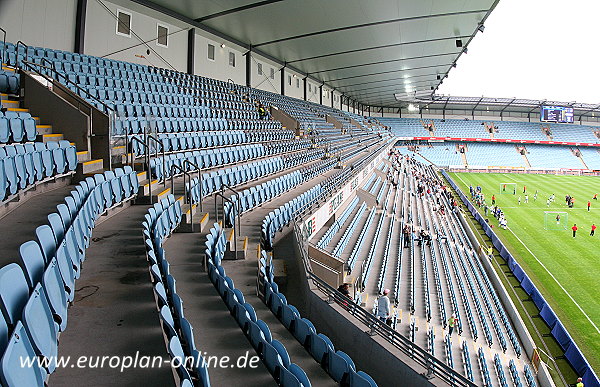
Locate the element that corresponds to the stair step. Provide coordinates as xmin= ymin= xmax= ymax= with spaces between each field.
xmin=6 ymin=107 xmax=28 ymax=112
xmin=154 ymin=186 xmax=172 ymax=203
xmin=1 ymin=66 xmax=15 ymax=73
xmin=76 ymin=150 xmax=91 ymax=163
xmin=138 ymin=178 xmax=164 ymax=196
xmin=81 ymin=159 xmax=104 ymax=174
xmin=1 ymin=100 xmax=19 ymax=108
xmin=112 ymin=145 xmax=126 ymax=155
xmin=41 ymin=133 xmax=63 ymax=143
xmin=36 ymin=125 xmax=53 ymax=135
xmin=0 ymin=93 xmax=8 ymax=101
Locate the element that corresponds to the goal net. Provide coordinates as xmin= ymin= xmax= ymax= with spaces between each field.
xmin=544 ymin=211 xmax=568 ymax=230
xmin=499 ymin=183 xmax=516 ymax=195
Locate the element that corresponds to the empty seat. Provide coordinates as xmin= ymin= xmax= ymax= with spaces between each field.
xmin=22 ymin=284 xmax=59 ymax=373
xmin=0 ymin=321 xmax=46 ymax=387
xmin=0 ymin=263 xmax=30 ymax=328
xmin=19 ymin=241 xmax=46 ymax=289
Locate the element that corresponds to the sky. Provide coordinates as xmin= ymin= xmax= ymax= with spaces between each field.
xmin=436 ymin=0 xmax=600 ymax=104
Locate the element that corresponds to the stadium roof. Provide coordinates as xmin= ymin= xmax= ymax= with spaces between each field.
xmin=394 ymin=94 xmax=600 ymax=121
xmin=130 ymin=0 xmax=499 ymax=107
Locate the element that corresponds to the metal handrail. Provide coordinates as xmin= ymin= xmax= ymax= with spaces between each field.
xmin=21 ymin=59 xmax=114 ymax=114
xmin=182 ymin=159 xmax=202 ymax=213
xmin=15 ymin=40 xmax=29 ymax=65
xmin=214 ymin=191 xmax=238 ymax=256
xmin=145 ymin=133 xmax=166 ymax=188
xmin=305 ymin=270 xmax=476 ymax=387
xmin=219 ymin=183 xmax=242 ymax=239
xmin=0 ymin=28 xmax=6 ymax=67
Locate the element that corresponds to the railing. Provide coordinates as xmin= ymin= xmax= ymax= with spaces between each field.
xmin=0 ymin=27 xmax=6 ymax=67
xmin=214 ymin=191 xmax=239 ymax=255
xmin=295 ymin=223 xmax=477 ymax=387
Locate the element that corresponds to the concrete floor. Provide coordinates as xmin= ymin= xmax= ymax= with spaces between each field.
xmin=49 ymin=204 xmax=175 ymax=387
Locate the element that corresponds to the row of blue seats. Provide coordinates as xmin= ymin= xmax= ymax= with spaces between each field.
xmin=261 ymin=185 xmax=323 ymax=251
xmin=131 ymin=130 xmax=294 ymax=156
xmin=263 ymin=266 xmax=377 ymax=386
xmin=346 ymin=206 xmax=376 ymax=271
xmin=1 ymin=42 xmax=148 ymax=73
xmin=142 ymin=196 xmax=211 ymax=387
xmin=0 ymin=70 xmax=19 ymax=94
xmin=359 ymin=185 xmax=391 ymax=290
xmin=1 ymin=141 xmax=77 ymax=201
xmin=114 ymin=116 xmax=282 ymax=136
xmin=316 ymin=197 xmax=359 ymax=249
xmin=150 ymin=140 xmax=302 ymax=181
xmin=150 ymin=144 xmax=263 ymax=181
xmin=187 ymin=150 xmax=323 ymax=205
xmin=0 ymin=115 xmax=37 ymax=143
xmin=331 ymin=203 xmax=367 ymax=258
xmin=205 ymin=223 xmax=313 ymax=386
xmin=376 ymin=189 xmax=400 ymax=295
xmin=224 ymin=171 xmax=304 ymax=226
xmin=0 ymin=169 xmax=138 ymax=386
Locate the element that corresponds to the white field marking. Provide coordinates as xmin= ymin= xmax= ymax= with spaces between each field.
xmin=452 ymin=173 xmax=600 ymax=333
xmin=507 ymin=227 xmax=600 ymax=335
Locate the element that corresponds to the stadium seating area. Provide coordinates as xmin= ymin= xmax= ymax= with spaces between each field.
xmin=0 ymin=168 xmax=138 ymax=385
xmin=307 ymin=156 xmax=532 ymax=386
xmin=4 ymin=28 xmax=598 ymax=386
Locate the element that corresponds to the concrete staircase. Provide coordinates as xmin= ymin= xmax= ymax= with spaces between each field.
xmin=1 ymin=94 xmax=104 ymax=176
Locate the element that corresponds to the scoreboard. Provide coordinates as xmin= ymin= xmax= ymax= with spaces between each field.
xmin=540 ymin=105 xmax=574 ymax=123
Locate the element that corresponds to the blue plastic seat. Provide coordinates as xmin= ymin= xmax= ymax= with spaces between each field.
xmin=0 ymin=321 xmax=46 ymax=387
xmin=22 ymin=284 xmax=59 ymax=373
xmin=309 ymin=333 xmax=334 ymax=365
xmin=36 ymin=225 xmax=57 ymax=264
xmin=281 ymin=363 xmax=311 ymax=387
xmin=0 ymin=263 xmax=30 ymax=328
xmin=55 ymin=243 xmax=76 ymax=302
xmin=47 ymin=212 xmax=65 ymax=243
xmin=349 ymin=370 xmax=378 ymax=387
xmin=41 ymin=257 xmax=68 ymax=332
xmin=328 ymin=350 xmax=356 ymax=383
xmin=19 ymin=240 xmax=46 ymax=289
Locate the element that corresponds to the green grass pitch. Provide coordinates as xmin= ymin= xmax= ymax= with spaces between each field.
xmin=448 ymin=172 xmax=600 ymax=372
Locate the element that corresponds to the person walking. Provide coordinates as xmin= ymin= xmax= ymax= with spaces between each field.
xmin=376 ymin=289 xmax=391 ymax=323
xmin=518 ymin=196 xmax=521 ymax=205
xmin=572 ymin=224 xmax=578 ymax=238
xmin=525 ymin=194 xmax=529 ymax=203
xmin=448 ymin=314 xmax=458 ymax=335
xmin=591 ymin=224 xmax=596 ymax=237
xmin=588 ymin=201 xmax=591 ymax=212
xmin=491 ymin=194 xmax=496 ymax=205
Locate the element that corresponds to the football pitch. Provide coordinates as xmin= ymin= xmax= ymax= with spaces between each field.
xmin=448 ymin=172 xmax=600 ymax=372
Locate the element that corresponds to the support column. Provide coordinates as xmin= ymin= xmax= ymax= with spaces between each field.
xmin=280 ymin=64 xmax=286 ymax=96
xmin=303 ymin=77 xmax=307 ymax=101
xmin=74 ymin=0 xmax=87 ymax=54
xmin=187 ymin=28 xmax=195 ymax=75
xmin=331 ymin=90 xmax=334 ymax=108
xmin=245 ymin=47 xmax=251 ymax=87
xmin=319 ymin=84 xmax=323 ymax=105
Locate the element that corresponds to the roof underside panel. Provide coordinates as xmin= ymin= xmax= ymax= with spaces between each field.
xmin=139 ymin=0 xmax=499 ymax=107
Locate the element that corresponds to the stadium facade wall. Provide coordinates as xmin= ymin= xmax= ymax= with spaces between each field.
xmin=442 ymin=170 xmax=600 ymax=387
xmin=0 ymin=0 xmax=77 ymax=52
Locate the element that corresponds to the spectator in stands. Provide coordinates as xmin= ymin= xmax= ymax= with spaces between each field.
xmin=420 ymin=230 xmax=432 ymax=246
xmin=447 ymin=314 xmax=458 ymax=335
xmin=376 ymin=289 xmax=391 ymax=323
xmin=337 ymin=283 xmax=351 ymax=297
xmin=256 ymin=102 xmax=268 ymax=119
xmin=572 ymin=224 xmax=578 ymax=238
xmin=403 ymin=225 xmax=411 ymax=248
xmin=591 ymin=224 xmax=596 ymax=237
